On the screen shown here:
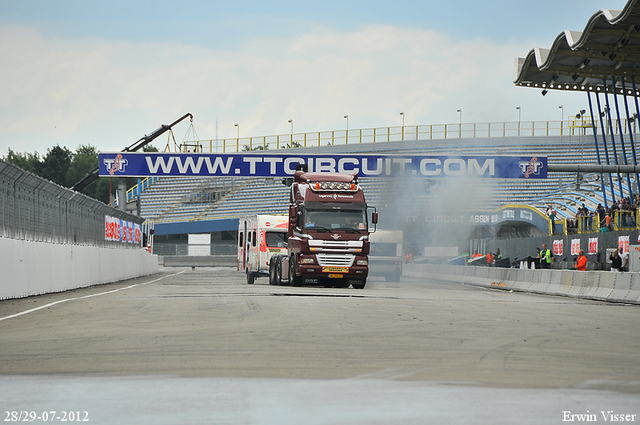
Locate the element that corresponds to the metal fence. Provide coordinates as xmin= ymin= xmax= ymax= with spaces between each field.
xmin=179 ymin=118 xmax=638 ymax=153
xmin=0 ymin=160 xmax=145 ymax=247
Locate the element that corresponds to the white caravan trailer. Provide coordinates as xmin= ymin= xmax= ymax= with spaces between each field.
xmin=368 ymin=230 xmax=403 ymax=281
xmin=238 ymin=215 xmax=288 ymax=284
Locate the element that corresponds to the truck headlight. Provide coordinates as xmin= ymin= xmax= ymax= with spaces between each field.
xmin=356 ymin=259 xmax=368 ymax=266
xmin=301 ymin=257 xmax=315 ymax=264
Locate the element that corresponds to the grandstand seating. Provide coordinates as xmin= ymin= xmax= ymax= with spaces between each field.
xmin=137 ymin=133 xmax=639 ymax=225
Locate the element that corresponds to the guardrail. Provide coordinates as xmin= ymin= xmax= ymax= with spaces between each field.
xmin=553 ymin=210 xmax=638 ymax=235
xmin=173 ymin=117 xmax=638 ymax=153
xmin=125 ymin=176 xmax=159 ymax=204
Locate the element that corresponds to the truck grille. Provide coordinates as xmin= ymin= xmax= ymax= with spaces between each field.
xmin=316 ymin=253 xmax=355 ymax=267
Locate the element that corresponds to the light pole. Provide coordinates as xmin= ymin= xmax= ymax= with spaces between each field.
xmin=516 ymin=106 xmax=521 ymax=136
xmin=559 ymin=105 xmax=564 ymax=136
xmin=457 ymin=109 xmax=462 ymax=138
xmin=234 ymin=123 xmax=239 ymax=152
xmin=400 ymin=112 xmax=404 ymax=140
xmin=288 ymin=119 xmax=294 ymax=148
xmin=577 ymin=109 xmax=586 ymax=161
xmin=344 ymin=115 xmax=348 ymax=144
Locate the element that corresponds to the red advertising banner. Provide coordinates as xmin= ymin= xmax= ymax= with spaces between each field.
xmin=105 ymin=215 xmax=141 ymax=244
xmin=553 ymin=239 xmax=563 ymax=256
xmin=618 ymin=235 xmax=629 ymax=254
xmin=588 ymin=237 xmax=598 ymax=255
xmin=571 ymin=239 xmax=581 ymax=256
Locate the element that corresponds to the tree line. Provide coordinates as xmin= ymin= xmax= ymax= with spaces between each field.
xmin=3 ymin=144 xmax=158 ymax=205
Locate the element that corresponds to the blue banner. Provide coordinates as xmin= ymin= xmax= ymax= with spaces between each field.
xmin=99 ymin=153 xmax=547 ymax=179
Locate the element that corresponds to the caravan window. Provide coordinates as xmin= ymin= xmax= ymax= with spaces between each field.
xmin=265 ymin=231 xmax=286 ymax=248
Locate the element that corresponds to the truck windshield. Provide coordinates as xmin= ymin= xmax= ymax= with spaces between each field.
xmin=370 ymin=242 xmax=397 ymax=257
xmin=303 ymin=203 xmax=367 ymax=232
xmin=265 ymin=231 xmax=287 ymax=248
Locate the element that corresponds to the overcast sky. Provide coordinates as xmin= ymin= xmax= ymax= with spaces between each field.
xmin=0 ymin=0 xmax=630 ymax=155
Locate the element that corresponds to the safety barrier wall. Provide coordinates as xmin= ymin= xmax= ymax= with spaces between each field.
xmin=0 ymin=237 xmax=158 ymax=300
xmin=1 ymin=160 xmax=159 ymax=300
xmin=404 ymin=263 xmax=640 ymax=305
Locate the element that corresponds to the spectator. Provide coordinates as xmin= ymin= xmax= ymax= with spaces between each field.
xmin=494 ymin=248 xmax=502 ymax=260
xmin=549 ymin=209 xmax=556 ymax=234
xmin=619 ymin=247 xmax=628 ymax=272
xmin=609 ymin=249 xmax=622 ymax=271
xmin=539 ymin=243 xmax=553 ymax=269
xmin=575 ymin=208 xmax=586 ymax=231
xmin=471 ymin=249 xmax=482 ymax=258
xmin=405 ymin=248 xmax=413 ymax=263
xmin=486 ymin=251 xmax=494 ymax=265
xmin=575 ymin=250 xmax=587 ymax=271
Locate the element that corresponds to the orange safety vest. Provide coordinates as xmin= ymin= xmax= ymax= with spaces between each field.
xmin=576 ymin=255 xmax=587 ymax=271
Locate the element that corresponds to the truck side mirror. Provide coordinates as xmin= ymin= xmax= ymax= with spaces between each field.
xmin=289 ymin=205 xmax=298 ymax=227
xmin=372 ymin=212 xmax=378 ymax=224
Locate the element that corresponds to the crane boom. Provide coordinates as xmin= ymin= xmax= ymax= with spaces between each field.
xmin=71 ymin=113 xmax=193 ymax=192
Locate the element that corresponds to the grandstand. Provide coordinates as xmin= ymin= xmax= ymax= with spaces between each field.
xmin=137 ymin=131 xmax=623 ymax=229
xmin=137 ymin=0 xmax=640 ymax=236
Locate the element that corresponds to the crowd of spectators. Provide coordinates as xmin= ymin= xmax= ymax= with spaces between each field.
xmin=557 ymin=195 xmax=640 ymax=233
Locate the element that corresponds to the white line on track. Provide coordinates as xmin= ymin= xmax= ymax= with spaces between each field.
xmin=0 ymin=270 xmax=185 ymax=322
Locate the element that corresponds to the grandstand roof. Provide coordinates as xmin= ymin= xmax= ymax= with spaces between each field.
xmin=514 ymin=0 xmax=640 ymax=95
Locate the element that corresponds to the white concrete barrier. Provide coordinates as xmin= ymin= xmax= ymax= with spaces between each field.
xmin=0 ymin=238 xmax=159 ymax=300
xmin=403 ymin=263 xmax=640 ymax=305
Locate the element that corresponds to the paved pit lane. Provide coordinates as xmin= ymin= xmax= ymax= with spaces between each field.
xmin=0 ymin=267 xmax=638 ymax=424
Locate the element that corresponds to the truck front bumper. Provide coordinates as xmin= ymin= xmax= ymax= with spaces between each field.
xmin=297 ymin=264 xmax=368 ymax=284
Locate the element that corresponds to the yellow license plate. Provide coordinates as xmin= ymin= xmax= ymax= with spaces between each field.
xmin=322 ymin=266 xmax=349 ymax=273
xmin=327 ymin=274 xmax=343 ymax=279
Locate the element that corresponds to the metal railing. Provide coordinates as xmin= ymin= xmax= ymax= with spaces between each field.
xmin=172 ymin=118 xmax=639 ymax=153
xmin=126 ymin=176 xmax=159 ymax=203
xmin=554 ymin=210 xmax=638 ymax=235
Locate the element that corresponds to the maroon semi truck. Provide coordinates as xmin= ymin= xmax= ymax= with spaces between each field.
xmin=268 ymin=169 xmax=377 ymax=289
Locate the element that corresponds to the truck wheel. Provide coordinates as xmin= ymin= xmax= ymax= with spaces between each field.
xmin=247 ymin=271 xmax=255 ymax=285
xmin=269 ymin=258 xmax=281 ymax=286
xmin=268 ymin=260 xmax=275 ymax=285
xmin=289 ymin=256 xmax=301 ymax=287
xmin=352 ymin=279 xmax=366 ymax=289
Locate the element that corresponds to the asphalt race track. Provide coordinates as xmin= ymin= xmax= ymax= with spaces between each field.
xmin=0 ymin=267 xmax=638 ymax=424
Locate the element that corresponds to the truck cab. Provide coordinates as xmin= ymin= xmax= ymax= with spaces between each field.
xmin=270 ymin=170 xmax=377 ymax=289
xmin=368 ymin=230 xmax=403 ymax=282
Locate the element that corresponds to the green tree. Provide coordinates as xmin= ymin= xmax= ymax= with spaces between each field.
xmin=67 ymin=144 xmax=100 ymax=198
xmin=242 ymin=144 xmax=269 ymax=151
xmin=41 ymin=145 xmax=72 ymax=186
xmin=143 ymin=144 xmax=159 ymax=152
xmin=4 ymin=144 xmax=151 ymax=205
xmin=4 ymin=148 xmax=41 ymax=174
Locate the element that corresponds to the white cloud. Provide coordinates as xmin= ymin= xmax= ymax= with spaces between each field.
xmin=0 ymin=23 xmax=588 ymax=155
